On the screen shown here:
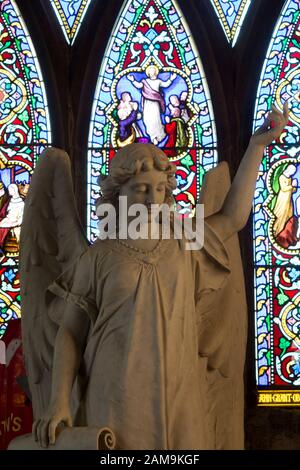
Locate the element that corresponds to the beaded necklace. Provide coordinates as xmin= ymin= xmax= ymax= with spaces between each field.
xmin=116 ymin=237 xmax=162 ymax=254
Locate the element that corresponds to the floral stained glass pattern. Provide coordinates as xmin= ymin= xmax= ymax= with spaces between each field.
xmin=0 ymin=0 xmax=51 ymax=339
xmin=88 ymin=0 xmax=218 ymax=242
xmin=210 ymin=0 xmax=252 ymax=46
xmin=50 ymin=0 xmax=93 ymax=44
xmin=253 ymin=0 xmax=300 ymax=405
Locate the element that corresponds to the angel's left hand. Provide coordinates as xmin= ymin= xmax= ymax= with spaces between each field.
xmin=250 ymin=101 xmax=289 ymax=147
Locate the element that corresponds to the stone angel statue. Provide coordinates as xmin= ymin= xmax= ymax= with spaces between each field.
xmin=15 ymin=104 xmax=288 ymax=450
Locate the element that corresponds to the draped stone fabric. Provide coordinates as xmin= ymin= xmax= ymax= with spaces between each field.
xmin=47 ymin=222 xmax=230 ymax=450
xmin=197 ymin=162 xmax=247 ymax=450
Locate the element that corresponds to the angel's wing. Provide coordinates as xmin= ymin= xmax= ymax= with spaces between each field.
xmin=198 ymin=162 xmax=247 ymax=449
xmin=20 ymin=148 xmax=89 ymax=419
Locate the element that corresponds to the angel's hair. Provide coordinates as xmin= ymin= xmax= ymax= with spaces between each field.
xmin=96 ymin=143 xmax=177 ymax=215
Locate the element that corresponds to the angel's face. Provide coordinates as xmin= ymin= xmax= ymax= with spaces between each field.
xmin=119 ymin=168 xmax=168 ymax=219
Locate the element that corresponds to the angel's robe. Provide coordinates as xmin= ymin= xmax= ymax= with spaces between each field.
xmin=47 ymin=221 xmax=230 ymax=450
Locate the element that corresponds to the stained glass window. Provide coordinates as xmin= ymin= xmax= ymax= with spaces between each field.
xmin=253 ymin=0 xmax=300 ymax=406
xmin=210 ymin=0 xmax=252 ymax=46
xmin=50 ymin=0 xmax=93 ymax=45
xmin=0 ymin=0 xmax=51 ymax=339
xmin=88 ymin=0 xmax=217 ymax=242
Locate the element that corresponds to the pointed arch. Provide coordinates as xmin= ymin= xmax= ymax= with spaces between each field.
xmin=87 ymin=0 xmax=218 ymax=242
xmin=253 ymin=0 xmax=300 ymax=405
xmin=209 ymin=0 xmax=252 ymax=46
xmin=0 ymin=0 xmax=51 ymax=339
xmin=50 ymin=0 xmax=93 ymax=45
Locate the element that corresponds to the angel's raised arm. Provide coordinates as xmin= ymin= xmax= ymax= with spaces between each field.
xmin=206 ymin=103 xmax=289 ymax=241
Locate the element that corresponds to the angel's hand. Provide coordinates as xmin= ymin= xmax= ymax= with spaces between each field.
xmin=250 ymin=102 xmax=289 ymax=148
xmin=32 ymin=403 xmax=72 ymax=448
